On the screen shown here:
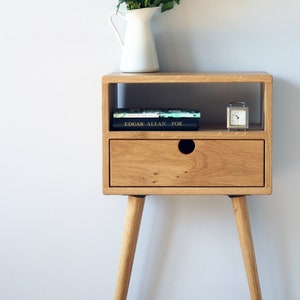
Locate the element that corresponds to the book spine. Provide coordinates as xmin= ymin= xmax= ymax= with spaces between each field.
xmin=111 ymin=118 xmax=199 ymax=131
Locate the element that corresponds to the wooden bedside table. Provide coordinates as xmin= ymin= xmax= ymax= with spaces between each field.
xmin=102 ymin=72 xmax=272 ymax=300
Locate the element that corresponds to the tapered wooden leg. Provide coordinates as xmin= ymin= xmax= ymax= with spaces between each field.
xmin=114 ymin=195 xmax=145 ymax=300
xmin=231 ymin=195 xmax=262 ymax=300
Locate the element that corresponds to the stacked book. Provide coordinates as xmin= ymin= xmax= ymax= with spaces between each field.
xmin=111 ymin=108 xmax=201 ymax=131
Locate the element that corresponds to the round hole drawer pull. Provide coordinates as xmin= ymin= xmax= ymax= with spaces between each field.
xmin=178 ymin=140 xmax=195 ymax=154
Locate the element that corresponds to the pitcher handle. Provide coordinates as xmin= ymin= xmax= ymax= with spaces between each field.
xmin=108 ymin=11 xmax=126 ymax=47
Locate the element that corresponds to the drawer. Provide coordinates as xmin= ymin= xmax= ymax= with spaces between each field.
xmin=109 ymin=139 xmax=265 ymax=187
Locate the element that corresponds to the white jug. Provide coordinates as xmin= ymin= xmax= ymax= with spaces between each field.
xmin=109 ymin=7 xmax=160 ymax=73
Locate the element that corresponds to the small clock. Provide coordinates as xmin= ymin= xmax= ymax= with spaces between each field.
xmin=227 ymin=101 xmax=249 ymax=130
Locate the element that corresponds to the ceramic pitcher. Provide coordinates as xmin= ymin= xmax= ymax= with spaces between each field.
xmin=109 ymin=7 xmax=160 ymax=73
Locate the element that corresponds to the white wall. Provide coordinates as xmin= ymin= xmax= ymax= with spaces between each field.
xmin=1 ymin=0 xmax=299 ymax=299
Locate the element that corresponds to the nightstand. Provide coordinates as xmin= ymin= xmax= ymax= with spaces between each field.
xmin=102 ymin=72 xmax=272 ymax=300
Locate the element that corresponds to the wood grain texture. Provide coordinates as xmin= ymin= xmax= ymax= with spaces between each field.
xmin=102 ymin=72 xmax=272 ymax=84
xmin=110 ymin=139 xmax=264 ymax=187
xmin=114 ymin=196 xmax=145 ymax=300
xmin=102 ymin=72 xmax=272 ymax=195
xmin=102 ymin=73 xmax=272 ymax=299
xmin=232 ymin=196 xmax=262 ymax=300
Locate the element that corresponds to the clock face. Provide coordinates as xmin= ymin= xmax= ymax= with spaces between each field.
xmin=230 ymin=110 xmax=247 ymax=126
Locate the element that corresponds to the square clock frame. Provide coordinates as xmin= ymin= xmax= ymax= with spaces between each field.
xmin=227 ymin=102 xmax=249 ymax=130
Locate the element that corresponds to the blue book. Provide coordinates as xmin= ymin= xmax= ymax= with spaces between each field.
xmin=112 ymin=117 xmax=199 ymax=131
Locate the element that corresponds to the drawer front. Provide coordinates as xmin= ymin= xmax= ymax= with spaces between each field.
xmin=110 ymin=139 xmax=264 ymax=187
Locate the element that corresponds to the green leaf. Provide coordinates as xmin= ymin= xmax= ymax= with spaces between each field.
xmin=117 ymin=0 xmax=180 ymax=12
xmin=161 ymin=2 xmax=174 ymax=12
xmin=125 ymin=0 xmax=141 ymax=9
xmin=151 ymin=0 xmax=162 ymax=5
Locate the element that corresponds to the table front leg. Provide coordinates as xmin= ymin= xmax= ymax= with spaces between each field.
xmin=231 ymin=195 xmax=262 ymax=300
xmin=114 ymin=195 xmax=145 ymax=300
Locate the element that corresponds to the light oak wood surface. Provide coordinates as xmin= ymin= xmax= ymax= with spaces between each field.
xmin=102 ymin=73 xmax=272 ymax=299
xmin=232 ymin=195 xmax=262 ymax=300
xmin=102 ymin=72 xmax=272 ymax=195
xmin=110 ymin=139 xmax=264 ymax=187
xmin=114 ymin=196 xmax=145 ymax=300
